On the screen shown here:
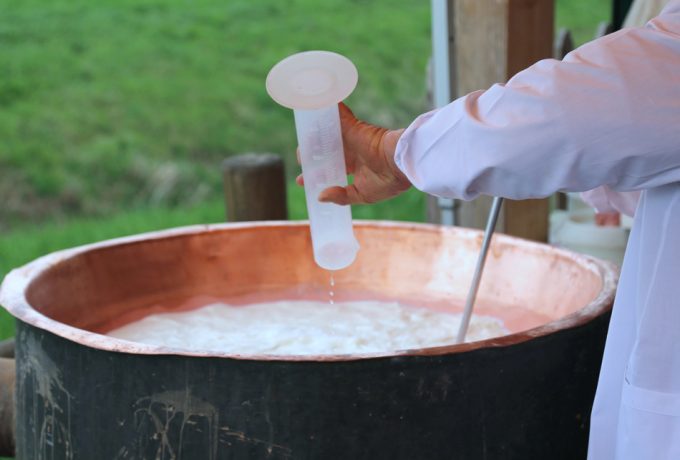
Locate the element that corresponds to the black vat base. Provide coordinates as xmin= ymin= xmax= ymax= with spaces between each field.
xmin=15 ymin=312 xmax=610 ymax=460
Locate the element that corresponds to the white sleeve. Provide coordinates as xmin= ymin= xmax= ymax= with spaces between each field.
xmin=394 ymin=3 xmax=680 ymax=202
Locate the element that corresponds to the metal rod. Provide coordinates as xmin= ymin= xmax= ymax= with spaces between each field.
xmin=456 ymin=196 xmax=504 ymax=343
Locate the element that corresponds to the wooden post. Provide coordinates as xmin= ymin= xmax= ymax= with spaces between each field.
xmin=222 ymin=153 xmax=288 ymax=222
xmin=451 ymin=0 xmax=554 ymax=241
xmin=0 ymin=357 xmax=14 ymax=457
xmin=0 ymin=339 xmax=15 ymax=457
xmin=0 ymin=338 xmax=14 ymax=359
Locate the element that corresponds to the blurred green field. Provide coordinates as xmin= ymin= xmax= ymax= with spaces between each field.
xmin=0 ymin=0 xmax=433 ymax=228
xmin=0 ymin=0 xmax=611 ymax=345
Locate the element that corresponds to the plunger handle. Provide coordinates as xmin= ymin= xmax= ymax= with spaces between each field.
xmin=456 ymin=196 xmax=504 ymax=343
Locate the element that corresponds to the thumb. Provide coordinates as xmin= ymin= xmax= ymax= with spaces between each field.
xmin=318 ymin=185 xmax=364 ymax=206
xmin=338 ymin=102 xmax=358 ymax=128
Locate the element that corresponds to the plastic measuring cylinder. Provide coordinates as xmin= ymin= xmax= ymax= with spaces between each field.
xmin=266 ymin=51 xmax=360 ymax=271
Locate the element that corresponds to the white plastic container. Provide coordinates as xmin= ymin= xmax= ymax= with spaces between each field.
xmin=266 ymin=51 xmax=360 ymax=270
xmin=549 ymin=208 xmax=629 ymax=266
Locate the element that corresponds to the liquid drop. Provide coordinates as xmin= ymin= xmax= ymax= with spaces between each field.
xmin=329 ymin=273 xmax=335 ymax=305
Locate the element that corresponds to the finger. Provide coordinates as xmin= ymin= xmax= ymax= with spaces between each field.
xmin=338 ymin=102 xmax=358 ymax=125
xmin=595 ymin=212 xmax=620 ymax=226
xmin=318 ymin=184 xmax=364 ymax=206
xmin=338 ymin=103 xmax=359 ymax=173
xmin=318 ymin=186 xmax=350 ymax=205
xmin=295 ymin=174 xmax=304 ymax=186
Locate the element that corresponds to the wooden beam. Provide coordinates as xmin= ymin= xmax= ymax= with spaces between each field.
xmin=553 ymin=28 xmax=573 ymax=210
xmin=451 ymin=0 xmax=554 ymax=241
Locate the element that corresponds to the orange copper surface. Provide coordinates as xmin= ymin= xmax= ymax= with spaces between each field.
xmin=0 ymin=221 xmax=618 ymax=361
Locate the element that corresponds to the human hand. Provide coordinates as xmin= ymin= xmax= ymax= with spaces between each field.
xmin=296 ymin=103 xmax=411 ymax=205
xmin=594 ymin=212 xmax=620 ymax=227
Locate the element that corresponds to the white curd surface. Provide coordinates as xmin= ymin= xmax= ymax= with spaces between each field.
xmin=107 ymin=300 xmax=508 ymax=355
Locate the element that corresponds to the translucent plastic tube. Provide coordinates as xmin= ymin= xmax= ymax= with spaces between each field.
xmin=266 ymin=50 xmax=360 ymax=270
xmin=294 ymin=105 xmax=359 ymax=270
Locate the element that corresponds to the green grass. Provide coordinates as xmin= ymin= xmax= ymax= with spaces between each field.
xmin=556 ymin=0 xmax=611 ymax=45
xmin=0 ymin=0 xmax=432 ymax=228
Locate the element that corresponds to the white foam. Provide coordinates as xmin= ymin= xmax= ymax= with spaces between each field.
xmin=107 ymin=300 xmax=508 ymax=356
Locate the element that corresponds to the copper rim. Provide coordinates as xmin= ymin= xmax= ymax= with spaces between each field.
xmin=0 ymin=221 xmax=618 ymax=362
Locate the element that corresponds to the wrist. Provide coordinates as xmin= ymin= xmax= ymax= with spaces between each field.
xmin=381 ymin=129 xmax=410 ymax=190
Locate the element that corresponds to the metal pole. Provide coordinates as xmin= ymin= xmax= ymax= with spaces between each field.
xmin=456 ymin=196 xmax=504 ymax=343
xmin=430 ymin=0 xmax=459 ymax=226
xmin=430 ymin=0 xmax=452 ymax=108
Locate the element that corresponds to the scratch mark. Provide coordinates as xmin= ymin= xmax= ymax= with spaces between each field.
xmin=219 ymin=427 xmax=293 ymax=458
xmin=127 ymin=389 xmax=219 ymax=460
xmin=19 ymin=333 xmax=74 ymax=459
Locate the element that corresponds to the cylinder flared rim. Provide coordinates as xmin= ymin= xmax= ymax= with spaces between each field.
xmin=266 ymin=50 xmax=358 ymax=110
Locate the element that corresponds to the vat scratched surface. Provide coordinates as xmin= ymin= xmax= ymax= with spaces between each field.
xmin=16 ymin=312 xmax=609 ymax=460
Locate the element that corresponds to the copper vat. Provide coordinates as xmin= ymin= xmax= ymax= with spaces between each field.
xmin=0 ymin=221 xmax=617 ymax=459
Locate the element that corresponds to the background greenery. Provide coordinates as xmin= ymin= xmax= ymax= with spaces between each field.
xmin=0 ymin=0 xmax=610 ymax=341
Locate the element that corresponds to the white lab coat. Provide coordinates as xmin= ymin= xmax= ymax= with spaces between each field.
xmin=394 ymin=2 xmax=680 ymax=458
